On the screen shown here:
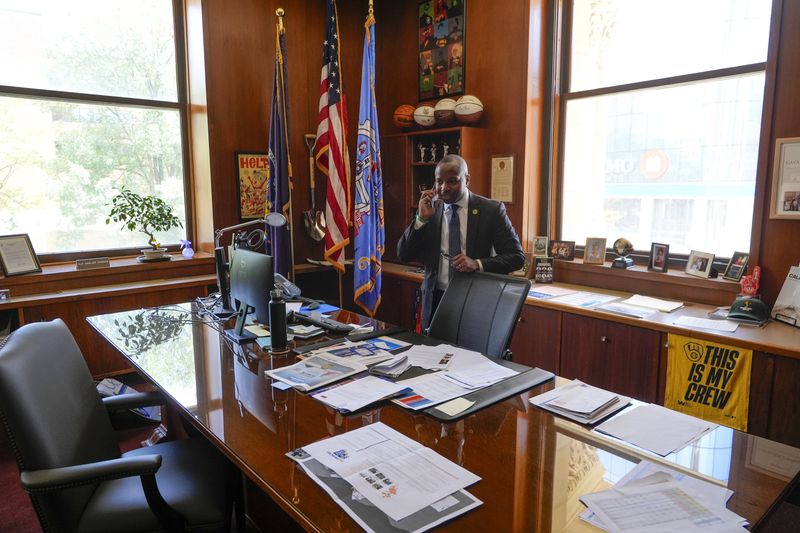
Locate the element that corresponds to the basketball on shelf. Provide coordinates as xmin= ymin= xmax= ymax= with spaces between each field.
xmin=392 ymin=104 xmax=415 ymax=130
xmin=455 ymin=95 xmax=483 ymax=124
xmin=413 ymin=102 xmax=436 ymax=127
xmin=433 ymin=98 xmax=457 ymax=126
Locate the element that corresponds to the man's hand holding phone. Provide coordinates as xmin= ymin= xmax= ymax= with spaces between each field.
xmin=417 ymin=187 xmax=438 ymax=221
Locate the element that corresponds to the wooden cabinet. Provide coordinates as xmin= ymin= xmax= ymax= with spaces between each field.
xmin=766 ymin=354 xmax=800 ymax=445
xmin=560 ymin=313 xmax=662 ymax=402
xmin=509 ymin=305 xmax=561 ymax=373
xmin=382 ymin=126 xmax=486 ymax=262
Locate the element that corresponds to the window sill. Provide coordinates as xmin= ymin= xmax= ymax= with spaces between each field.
xmin=0 ymin=252 xmax=215 ymax=299
xmin=555 ymin=259 xmax=741 ymax=307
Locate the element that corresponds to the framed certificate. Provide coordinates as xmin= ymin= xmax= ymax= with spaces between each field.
xmin=770 ymin=137 xmax=800 ymax=219
xmin=0 ymin=234 xmax=42 ymax=276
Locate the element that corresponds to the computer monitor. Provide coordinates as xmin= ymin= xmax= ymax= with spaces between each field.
xmin=226 ymin=248 xmax=273 ymax=343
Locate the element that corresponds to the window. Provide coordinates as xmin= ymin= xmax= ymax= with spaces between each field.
xmin=556 ymin=0 xmax=772 ymax=257
xmin=0 ymin=0 xmax=187 ymax=258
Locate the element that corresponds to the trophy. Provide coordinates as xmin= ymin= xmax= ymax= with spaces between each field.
xmin=611 ymin=237 xmax=635 ymax=269
xmin=417 ymin=142 xmax=427 ymax=163
xmin=430 ymin=142 xmax=438 ymax=162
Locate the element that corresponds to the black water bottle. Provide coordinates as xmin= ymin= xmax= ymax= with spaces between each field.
xmin=268 ymin=289 xmax=287 ymax=350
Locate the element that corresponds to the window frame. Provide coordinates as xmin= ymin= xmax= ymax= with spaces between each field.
xmin=548 ymin=0 xmax=772 ymax=270
xmin=0 ymin=0 xmax=193 ymax=264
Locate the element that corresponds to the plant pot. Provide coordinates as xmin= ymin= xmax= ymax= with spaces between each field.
xmin=141 ymin=248 xmax=168 ymax=260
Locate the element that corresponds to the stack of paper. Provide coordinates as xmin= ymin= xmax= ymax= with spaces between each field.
xmin=306 ymin=339 xmax=395 ymax=365
xmin=264 ymin=353 xmax=366 ymax=392
xmin=621 ymin=294 xmax=684 ymax=312
xmin=311 ymin=376 xmax=409 ymax=413
xmin=595 ymin=403 xmax=718 ymax=456
xmin=579 ymin=461 xmax=747 ymax=532
xmin=287 ymin=422 xmax=482 ymax=532
xmin=596 ymin=301 xmax=658 ymax=319
xmin=530 ymin=380 xmax=631 ymax=424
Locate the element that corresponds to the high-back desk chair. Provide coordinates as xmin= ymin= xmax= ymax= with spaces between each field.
xmin=0 ymin=319 xmax=239 ymax=533
xmin=427 ymin=271 xmax=531 ymax=359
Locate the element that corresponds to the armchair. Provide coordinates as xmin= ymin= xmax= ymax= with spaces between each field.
xmin=0 ymin=319 xmax=239 ymax=532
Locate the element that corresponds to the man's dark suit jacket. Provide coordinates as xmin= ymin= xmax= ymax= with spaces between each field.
xmin=397 ymin=192 xmax=525 ymax=329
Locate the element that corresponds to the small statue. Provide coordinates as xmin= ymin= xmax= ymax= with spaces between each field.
xmin=418 ymin=142 xmax=427 ymax=163
xmin=442 ymin=141 xmax=450 ymax=156
xmin=430 ymin=142 xmax=437 ymax=162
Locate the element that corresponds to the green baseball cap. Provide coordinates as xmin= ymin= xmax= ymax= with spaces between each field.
xmin=728 ymin=297 xmax=770 ymax=322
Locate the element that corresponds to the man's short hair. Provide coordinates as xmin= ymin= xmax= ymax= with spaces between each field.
xmin=437 ymin=154 xmax=469 ymax=176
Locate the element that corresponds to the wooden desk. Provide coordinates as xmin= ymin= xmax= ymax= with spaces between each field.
xmin=88 ymin=304 xmax=800 ymax=532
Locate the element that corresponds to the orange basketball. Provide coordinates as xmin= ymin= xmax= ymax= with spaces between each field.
xmin=392 ymin=104 xmax=416 ymax=130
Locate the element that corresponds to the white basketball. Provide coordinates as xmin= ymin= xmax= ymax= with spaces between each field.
xmin=433 ymin=98 xmax=457 ymax=125
xmin=413 ymin=103 xmax=436 ymax=127
xmin=454 ymin=95 xmax=484 ymax=124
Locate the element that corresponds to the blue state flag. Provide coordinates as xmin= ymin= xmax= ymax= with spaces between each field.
xmin=266 ymin=13 xmax=293 ymax=277
xmin=353 ymin=11 xmax=384 ymax=317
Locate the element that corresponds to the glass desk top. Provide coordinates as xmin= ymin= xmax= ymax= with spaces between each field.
xmin=87 ymin=304 xmax=800 ymax=532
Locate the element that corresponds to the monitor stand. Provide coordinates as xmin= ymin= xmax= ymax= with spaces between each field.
xmin=224 ymin=302 xmax=257 ymax=343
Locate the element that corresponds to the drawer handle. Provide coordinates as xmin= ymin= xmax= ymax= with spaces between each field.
xmin=600 ymin=335 xmax=609 ymax=343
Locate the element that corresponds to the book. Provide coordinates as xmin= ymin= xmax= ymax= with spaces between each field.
xmin=264 ymin=353 xmax=367 ymax=392
xmin=772 ymin=266 xmax=800 ymax=327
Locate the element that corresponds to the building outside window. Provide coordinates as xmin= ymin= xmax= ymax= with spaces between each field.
xmin=557 ymin=0 xmax=772 ymax=257
xmin=0 ymin=0 xmax=187 ymax=259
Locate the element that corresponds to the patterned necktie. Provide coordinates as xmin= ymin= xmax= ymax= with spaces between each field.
xmin=448 ymin=204 xmax=461 ymax=277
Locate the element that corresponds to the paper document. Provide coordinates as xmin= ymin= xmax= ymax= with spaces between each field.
xmin=441 ymin=358 xmax=518 ymax=389
xmin=312 ymin=376 xmax=409 ymax=412
xmin=299 ymin=422 xmax=480 ymax=521
xmin=392 ymin=372 xmax=476 ymax=410
xmin=287 ymin=451 xmax=481 ymax=533
xmin=597 ymin=302 xmax=658 ymax=319
xmin=580 ymin=460 xmax=735 ymax=530
xmin=264 ymin=353 xmax=366 ymax=392
xmin=530 ymin=380 xmax=631 ymax=424
xmin=595 ymin=403 xmax=717 ymax=456
xmin=528 ymin=285 xmax=577 ymax=299
xmin=550 ymin=291 xmax=619 ymax=308
xmin=675 ymin=316 xmax=739 ymax=332
xmin=310 ymin=340 xmax=395 ymax=365
xmin=622 ymin=294 xmax=684 ymax=312
xmin=404 ymin=344 xmax=457 ymax=370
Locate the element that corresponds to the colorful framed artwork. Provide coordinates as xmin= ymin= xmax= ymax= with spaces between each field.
xmin=532 ymin=235 xmax=549 ymax=256
xmin=648 ymin=242 xmax=669 ymax=272
xmin=235 ymin=152 xmax=269 ymax=220
xmin=418 ymin=0 xmax=465 ymax=101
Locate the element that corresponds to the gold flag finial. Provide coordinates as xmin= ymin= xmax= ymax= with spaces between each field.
xmin=368 ymin=0 xmax=374 ymax=16
xmin=276 ymin=7 xmax=285 ymax=31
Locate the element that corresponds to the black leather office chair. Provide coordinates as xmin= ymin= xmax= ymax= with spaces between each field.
xmin=427 ymin=271 xmax=531 ymax=359
xmin=0 ymin=319 xmax=238 ymax=533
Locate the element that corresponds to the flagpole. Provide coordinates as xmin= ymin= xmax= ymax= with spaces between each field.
xmin=275 ymin=7 xmax=296 ymax=282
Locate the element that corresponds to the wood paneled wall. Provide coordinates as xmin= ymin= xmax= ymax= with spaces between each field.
xmin=197 ymin=0 xmax=798 ymax=307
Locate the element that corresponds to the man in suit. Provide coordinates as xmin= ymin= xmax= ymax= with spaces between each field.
xmin=397 ymin=154 xmax=525 ymax=329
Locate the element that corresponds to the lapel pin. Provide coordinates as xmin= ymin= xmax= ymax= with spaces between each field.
xmin=472 ymin=208 xmax=478 ymax=215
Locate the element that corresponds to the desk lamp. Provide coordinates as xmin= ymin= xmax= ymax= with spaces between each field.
xmin=213 ymin=214 xmax=287 ymax=312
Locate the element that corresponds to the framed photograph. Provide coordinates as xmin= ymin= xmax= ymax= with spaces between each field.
xmin=490 ymin=155 xmax=514 ymax=203
xmin=723 ymin=251 xmax=749 ymax=281
xmin=686 ymin=250 xmax=716 ymax=278
xmin=418 ymin=0 xmax=465 ymax=101
xmin=769 ymin=137 xmax=800 ymax=219
xmin=532 ymin=256 xmax=554 ymax=283
xmin=549 ymin=240 xmax=575 ymax=261
xmin=648 ymin=243 xmax=669 ymax=272
xmin=583 ymin=237 xmax=606 ymax=265
xmin=0 ymin=233 xmax=42 ymax=276
xmin=532 ymin=235 xmax=549 ymax=257
xmin=235 ymin=152 xmax=269 ymax=220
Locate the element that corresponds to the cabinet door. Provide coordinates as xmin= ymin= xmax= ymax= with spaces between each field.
xmin=372 ymin=276 xmax=419 ymax=331
xmin=508 ymin=305 xmax=560 ymax=373
xmin=767 ymin=355 xmax=800 ymax=447
xmin=560 ymin=314 xmax=661 ymax=402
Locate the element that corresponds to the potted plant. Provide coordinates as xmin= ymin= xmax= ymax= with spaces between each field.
xmin=106 ymin=188 xmax=183 ymax=260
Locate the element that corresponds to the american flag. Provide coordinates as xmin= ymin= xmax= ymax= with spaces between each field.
xmin=315 ymin=0 xmax=351 ymax=273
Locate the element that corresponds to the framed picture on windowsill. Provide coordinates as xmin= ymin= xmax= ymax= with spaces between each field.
xmin=0 ymin=233 xmax=42 ymax=277
xmin=686 ymin=250 xmax=715 ymax=278
xmin=723 ymin=251 xmax=749 ymax=281
xmin=648 ymin=242 xmax=669 ymax=272
xmin=770 ymin=137 xmax=800 ymax=219
xmin=235 ymin=152 xmax=269 ymax=220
